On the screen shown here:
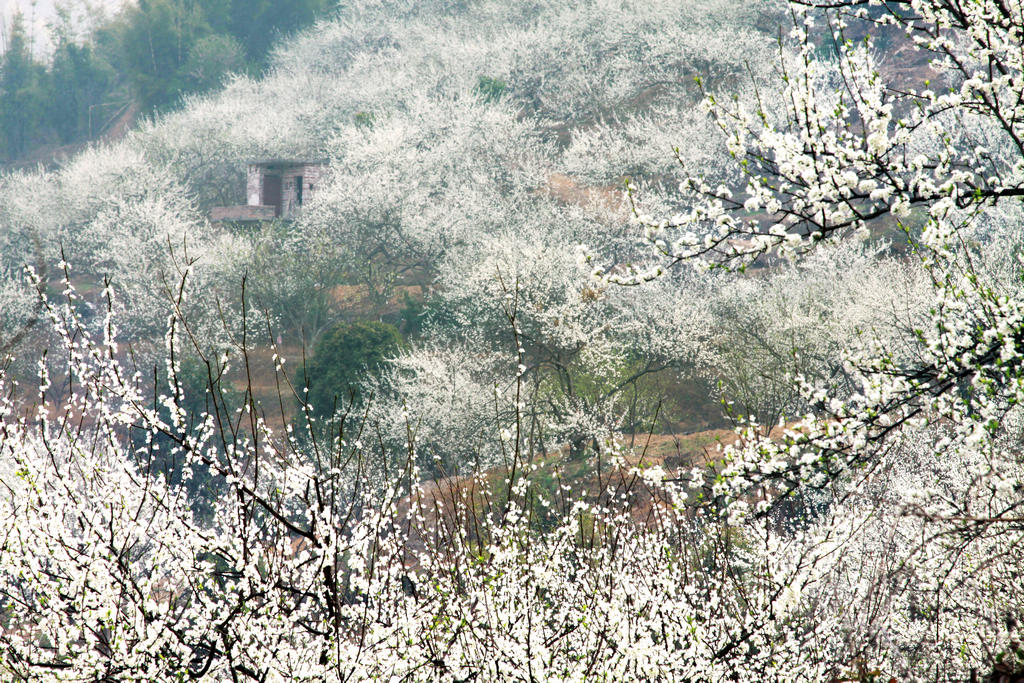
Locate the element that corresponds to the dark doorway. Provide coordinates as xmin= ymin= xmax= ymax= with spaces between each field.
xmin=262 ymin=174 xmax=282 ymax=216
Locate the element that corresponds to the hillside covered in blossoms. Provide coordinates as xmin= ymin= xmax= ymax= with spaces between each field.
xmin=1 ymin=0 xmax=1024 ymax=680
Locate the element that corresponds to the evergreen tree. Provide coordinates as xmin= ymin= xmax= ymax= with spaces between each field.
xmin=116 ymin=0 xmax=211 ymax=113
xmin=0 ymin=13 xmax=48 ymax=159
xmin=225 ymin=0 xmax=330 ymax=66
xmin=48 ymin=11 xmax=115 ymax=144
xmin=116 ymin=0 xmax=332 ymax=114
xmin=183 ymin=32 xmax=245 ymax=94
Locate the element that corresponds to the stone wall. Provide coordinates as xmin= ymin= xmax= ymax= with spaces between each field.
xmin=279 ymin=163 xmax=325 ymax=217
xmin=243 ymin=162 xmax=325 ymax=217
xmin=247 ymin=165 xmax=262 ymax=206
xmin=210 ymin=205 xmax=277 ymax=222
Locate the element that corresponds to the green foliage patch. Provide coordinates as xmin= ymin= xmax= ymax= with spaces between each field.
xmin=0 ymin=0 xmax=335 ymax=162
xmin=474 ymin=75 xmax=507 ymax=102
xmin=306 ymin=320 xmax=404 ymax=418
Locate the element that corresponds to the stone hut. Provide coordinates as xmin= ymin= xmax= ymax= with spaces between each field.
xmin=211 ymin=159 xmax=326 ymax=222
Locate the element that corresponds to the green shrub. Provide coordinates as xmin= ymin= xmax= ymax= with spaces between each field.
xmin=307 ymin=320 xmax=403 ymax=417
xmin=354 ymin=110 xmax=376 ymax=129
xmin=397 ymin=292 xmax=426 ymax=338
xmin=474 ymin=75 xmax=507 ymax=102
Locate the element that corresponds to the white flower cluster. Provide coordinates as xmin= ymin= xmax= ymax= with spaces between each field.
xmin=0 ymin=280 xmax=865 ymax=681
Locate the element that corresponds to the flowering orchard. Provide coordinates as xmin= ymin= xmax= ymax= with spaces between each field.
xmin=3 ymin=0 xmax=1024 ymax=681
xmin=0 ymin=270 xmax=858 ymax=682
xmin=607 ymin=0 xmax=1024 ymax=677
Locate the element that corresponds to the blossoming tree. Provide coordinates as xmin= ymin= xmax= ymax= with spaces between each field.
xmin=610 ymin=0 xmax=1024 ymax=677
